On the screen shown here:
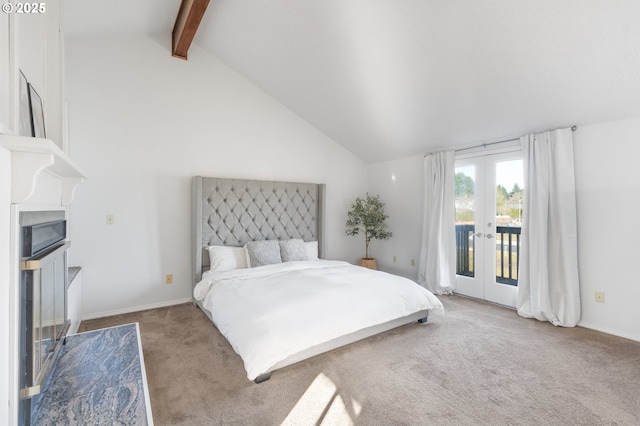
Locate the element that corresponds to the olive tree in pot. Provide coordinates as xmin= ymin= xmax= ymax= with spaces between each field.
xmin=345 ymin=193 xmax=392 ymax=269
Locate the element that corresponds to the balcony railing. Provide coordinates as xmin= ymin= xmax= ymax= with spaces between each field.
xmin=456 ymin=224 xmax=475 ymax=277
xmin=495 ymin=225 xmax=520 ymax=286
xmin=455 ymin=224 xmax=521 ymax=286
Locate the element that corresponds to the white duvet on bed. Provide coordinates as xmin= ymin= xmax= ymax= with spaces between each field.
xmin=194 ymin=260 xmax=444 ymax=380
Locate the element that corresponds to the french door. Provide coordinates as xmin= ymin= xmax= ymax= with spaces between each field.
xmin=454 ymin=152 xmax=523 ymax=307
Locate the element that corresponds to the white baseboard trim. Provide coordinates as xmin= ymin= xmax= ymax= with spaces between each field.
xmin=82 ymin=297 xmax=193 ymax=321
xmin=578 ymin=321 xmax=640 ymax=343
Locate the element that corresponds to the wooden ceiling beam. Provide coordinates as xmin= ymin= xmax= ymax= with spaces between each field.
xmin=172 ymin=0 xmax=210 ymax=60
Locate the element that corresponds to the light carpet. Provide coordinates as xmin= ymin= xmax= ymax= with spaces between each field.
xmin=79 ymin=295 xmax=640 ymax=425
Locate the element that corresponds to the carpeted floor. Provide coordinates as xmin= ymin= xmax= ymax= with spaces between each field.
xmin=79 ymin=295 xmax=640 ymax=425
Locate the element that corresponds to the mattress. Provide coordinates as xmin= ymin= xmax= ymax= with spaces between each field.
xmin=194 ymin=260 xmax=444 ymax=380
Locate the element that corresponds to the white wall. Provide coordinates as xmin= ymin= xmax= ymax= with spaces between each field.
xmin=0 ymin=11 xmax=9 ymax=424
xmin=0 ymin=147 xmax=11 ymax=426
xmin=574 ymin=117 xmax=640 ymax=341
xmin=65 ymin=34 xmax=366 ymax=319
xmin=0 ymin=13 xmax=8 ymax=133
xmin=365 ymin=155 xmax=423 ymax=278
xmin=366 ymin=118 xmax=640 ymax=341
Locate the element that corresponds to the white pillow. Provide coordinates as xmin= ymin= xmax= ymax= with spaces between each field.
xmin=279 ymin=239 xmax=308 ymax=262
xmin=207 ymin=246 xmax=247 ymax=272
xmin=304 ymin=241 xmax=319 ymax=260
xmin=244 ymin=240 xmax=282 ymax=268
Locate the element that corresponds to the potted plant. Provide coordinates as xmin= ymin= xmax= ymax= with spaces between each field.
xmin=345 ymin=193 xmax=392 ymax=269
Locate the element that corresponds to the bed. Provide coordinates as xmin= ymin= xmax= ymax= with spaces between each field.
xmin=191 ymin=176 xmax=444 ymax=383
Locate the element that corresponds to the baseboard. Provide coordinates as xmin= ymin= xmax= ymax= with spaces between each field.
xmin=453 ymin=294 xmax=640 ymax=343
xmin=82 ymin=297 xmax=193 ymax=321
xmin=578 ymin=321 xmax=640 ymax=343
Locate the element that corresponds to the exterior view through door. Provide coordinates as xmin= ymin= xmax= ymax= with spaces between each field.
xmin=454 ymin=153 xmax=523 ymax=307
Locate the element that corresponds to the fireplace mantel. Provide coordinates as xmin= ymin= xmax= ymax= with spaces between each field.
xmin=0 ymin=135 xmax=86 ymax=206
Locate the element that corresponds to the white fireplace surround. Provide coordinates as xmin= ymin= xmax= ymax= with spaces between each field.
xmin=0 ymin=133 xmax=85 ymax=425
xmin=0 ymin=134 xmax=85 ymax=206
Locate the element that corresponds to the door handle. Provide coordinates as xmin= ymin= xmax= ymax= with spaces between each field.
xmin=486 ymin=234 xmax=494 ymax=239
xmin=473 ymin=233 xmax=483 ymax=238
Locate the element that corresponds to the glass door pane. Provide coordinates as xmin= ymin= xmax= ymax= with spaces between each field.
xmin=494 ymin=159 xmax=523 ymax=287
xmin=454 ymin=159 xmax=485 ymax=301
xmin=482 ymin=155 xmax=523 ymax=308
xmin=455 ymin=165 xmax=476 ymax=278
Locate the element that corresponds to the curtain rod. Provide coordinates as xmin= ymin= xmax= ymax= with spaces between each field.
xmin=425 ymin=125 xmax=577 ymax=157
xmin=454 ymin=138 xmax=518 ymax=154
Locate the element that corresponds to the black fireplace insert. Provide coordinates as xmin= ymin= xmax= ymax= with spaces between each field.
xmin=18 ymin=211 xmax=70 ymax=426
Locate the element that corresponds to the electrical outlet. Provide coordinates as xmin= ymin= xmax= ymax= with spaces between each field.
xmin=106 ymin=214 xmax=114 ymax=225
xmin=594 ymin=291 xmax=605 ymax=303
xmin=393 ymin=255 xmax=397 ymax=263
xmin=165 ymin=274 xmax=173 ymax=284
xmin=411 ymin=259 xmax=416 ymax=266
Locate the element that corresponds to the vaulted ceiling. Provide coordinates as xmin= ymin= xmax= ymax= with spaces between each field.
xmin=65 ymin=0 xmax=640 ymax=163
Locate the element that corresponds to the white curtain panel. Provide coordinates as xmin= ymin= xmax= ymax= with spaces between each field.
xmin=518 ymin=128 xmax=581 ymax=327
xmin=418 ymin=151 xmax=456 ymax=295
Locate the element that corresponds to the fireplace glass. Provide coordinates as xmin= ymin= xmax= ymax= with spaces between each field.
xmin=18 ymin=212 xmax=69 ymax=426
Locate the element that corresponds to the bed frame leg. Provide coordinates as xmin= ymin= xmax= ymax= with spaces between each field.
xmin=418 ymin=315 xmax=429 ymax=324
xmin=254 ymin=373 xmax=272 ymax=384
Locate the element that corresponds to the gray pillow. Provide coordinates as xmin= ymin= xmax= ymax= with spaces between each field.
xmin=244 ymin=240 xmax=282 ymax=267
xmin=279 ymin=239 xmax=308 ymax=262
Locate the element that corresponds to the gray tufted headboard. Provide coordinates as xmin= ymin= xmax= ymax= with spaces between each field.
xmin=192 ymin=176 xmax=326 ymax=285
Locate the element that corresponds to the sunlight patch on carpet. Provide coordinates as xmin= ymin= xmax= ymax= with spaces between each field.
xmin=281 ymin=373 xmax=362 ymax=425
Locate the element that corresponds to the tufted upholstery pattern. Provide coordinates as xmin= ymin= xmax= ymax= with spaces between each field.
xmin=193 ymin=177 xmax=325 ymax=283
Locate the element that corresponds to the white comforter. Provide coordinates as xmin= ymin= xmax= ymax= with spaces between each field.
xmin=194 ymin=260 xmax=444 ymax=380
